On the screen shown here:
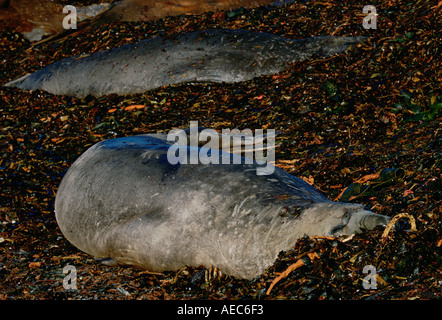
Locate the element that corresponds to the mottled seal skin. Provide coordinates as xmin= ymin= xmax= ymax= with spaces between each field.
xmin=6 ymin=29 xmax=365 ymax=98
xmin=55 ymin=134 xmax=390 ymax=279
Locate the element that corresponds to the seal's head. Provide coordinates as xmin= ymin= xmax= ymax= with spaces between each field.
xmin=337 ymin=205 xmax=391 ymax=236
xmin=297 ymin=202 xmax=391 ymax=237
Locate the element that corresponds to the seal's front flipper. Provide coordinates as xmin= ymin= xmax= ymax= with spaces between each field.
xmin=95 ymin=257 xmax=118 ymax=266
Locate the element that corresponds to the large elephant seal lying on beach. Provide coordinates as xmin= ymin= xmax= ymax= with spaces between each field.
xmin=6 ymin=29 xmax=365 ymax=98
xmin=55 ymin=131 xmax=390 ymax=279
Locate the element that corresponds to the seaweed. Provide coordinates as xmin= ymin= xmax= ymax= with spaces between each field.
xmin=0 ymin=0 xmax=440 ymax=300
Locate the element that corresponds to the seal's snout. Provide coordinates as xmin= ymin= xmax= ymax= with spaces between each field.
xmin=360 ymin=211 xmax=391 ymax=230
xmin=306 ymin=36 xmax=367 ymax=59
xmin=342 ymin=207 xmax=391 ymax=235
xmin=328 ymin=204 xmax=391 ymax=236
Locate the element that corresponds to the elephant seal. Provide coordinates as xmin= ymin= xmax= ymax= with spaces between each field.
xmin=55 ymin=132 xmax=390 ymax=279
xmin=6 ymin=29 xmax=365 ymax=98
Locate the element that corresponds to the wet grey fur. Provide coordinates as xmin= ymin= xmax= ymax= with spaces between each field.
xmin=6 ymin=29 xmax=365 ymax=98
xmin=55 ymin=134 xmax=390 ymax=279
